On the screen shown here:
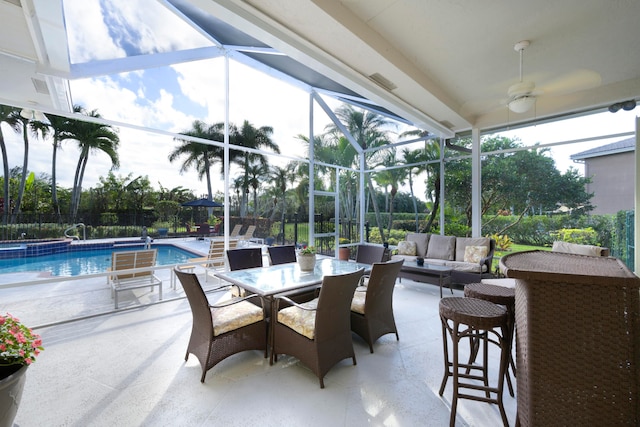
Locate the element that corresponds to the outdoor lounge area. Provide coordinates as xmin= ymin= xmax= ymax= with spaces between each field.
xmin=1 ymin=238 xmax=517 ymax=426
xmin=1 ymin=2 xmax=640 ymax=425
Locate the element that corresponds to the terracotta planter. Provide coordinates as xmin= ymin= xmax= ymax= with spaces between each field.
xmin=298 ymin=254 xmax=316 ymax=271
xmin=0 ymin=364 xmax=28 ymax=427
xmin=338 ymin=247 xmax=350 ymax=261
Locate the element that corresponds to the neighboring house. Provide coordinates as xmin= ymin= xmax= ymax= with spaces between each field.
xmin=570 ymin=137 xmax=636 ymax=215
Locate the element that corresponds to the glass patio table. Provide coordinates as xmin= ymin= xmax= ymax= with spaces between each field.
xmin=215 ymin=257 xmax=371 ymax=297
xmin=215 ymin=257 xmax=371 ymax=355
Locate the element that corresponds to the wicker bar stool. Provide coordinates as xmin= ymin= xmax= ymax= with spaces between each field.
xmin=464 ymin=282 xmax=516 ymax=397
xmin=439 ymin=297 xmax=510 ymax=427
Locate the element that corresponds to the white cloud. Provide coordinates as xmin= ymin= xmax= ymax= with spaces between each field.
xmin=64 ymin=0 xmax=125 ymax=62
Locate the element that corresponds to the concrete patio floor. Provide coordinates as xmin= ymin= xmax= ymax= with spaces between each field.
xmin=1 ymin=238 xmax=517 ymax=426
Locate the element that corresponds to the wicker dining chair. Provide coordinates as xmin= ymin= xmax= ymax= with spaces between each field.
xmin=174 ymin=269 xmax=267 ymax=383
xmin=350 ymin=259 xmax=404 ymax=353
xmin=271 ymin=268 xmax=364 ymax=388
xmin=226 ymin=247 xmax=263 ymax=271
xmin=355 ymin=244 xmax=386 ymax=264
xmin=267 ymin=245 xmax=297 ymax=265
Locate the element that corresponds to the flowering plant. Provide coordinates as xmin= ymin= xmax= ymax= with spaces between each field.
xmin=0 ymin=313 xmax=43 ymax=367
xmin=299 ymin=246 xmax=316 ymax=255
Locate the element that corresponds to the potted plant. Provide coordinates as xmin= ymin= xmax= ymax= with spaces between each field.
xmin=297 ymin=246 xmax=317 ymax=271
xmin=0 ymin=313 xmax=43 ymax=426
xmin=338 ymin=238 xmax=351 ymax=260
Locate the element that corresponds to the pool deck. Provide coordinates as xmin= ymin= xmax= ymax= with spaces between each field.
xmin=0 ymin=237 xmax=517 ymax=427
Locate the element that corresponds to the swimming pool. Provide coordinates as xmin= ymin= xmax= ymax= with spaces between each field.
xmin=0 ymin=245 xmax=198 ymax=276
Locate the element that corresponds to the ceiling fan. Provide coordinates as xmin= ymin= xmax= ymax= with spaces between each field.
xmin=507 ymin=40 xmax=537 ymax=113
xmin=460 ymin=40 xmax=602 ymax=117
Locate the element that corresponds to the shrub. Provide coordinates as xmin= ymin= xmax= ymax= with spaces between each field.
xmin=490 ymin=234 xmax=513 ymax=251
xmin=550 ymin=227 xmax=599 ymax=245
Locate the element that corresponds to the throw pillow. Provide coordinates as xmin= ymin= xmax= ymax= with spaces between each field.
xmin=397 ymin=240 xmax=417 ymax=256
xmin=455 ymin=236 xmax=490 ymax=261
xmin=464 ymin=245 xmax=489 ymax=263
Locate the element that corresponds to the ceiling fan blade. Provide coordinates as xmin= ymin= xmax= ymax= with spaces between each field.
xmin=538 ymin=69 xmax=602 ymax=96
xmin=460 ymin=97 xmax=508 ymax=116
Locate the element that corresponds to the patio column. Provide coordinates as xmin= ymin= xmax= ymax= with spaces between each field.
xmin=471 ymin=127 xmax=482 ymax=237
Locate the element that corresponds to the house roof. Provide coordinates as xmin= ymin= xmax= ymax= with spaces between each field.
xmin=570 ymin=137 xmax=636 ymax=161
xmin=1 ymin=0 xmax=640 ymax=137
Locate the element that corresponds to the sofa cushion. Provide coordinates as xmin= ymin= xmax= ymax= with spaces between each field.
xmin=455 ymin=237 xmax=490 ymax=261
xmin=406 ymin=233 xmax=430 ymax=257
xmin=424 ymin=258 xmax=448 ymax=267
xmin=391 ymin=254 xmax=418 ymax=263
xmin=443 ymin=260 xmax=484 ymax=273
xmin=426 ymin=234 xmax=456 ymax=260
xmin=551 ymin=241 xmax=604 ymax=257
xmin=397 ymin=240 xmax=417 ymax=256
xmin=464 ymin=245 xmax=489 ymax=263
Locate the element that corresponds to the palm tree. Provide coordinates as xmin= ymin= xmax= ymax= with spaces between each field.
xmin=170 ymin=120 xmax=225 ymax=206
xmin=0 ymin=105 xmax=18 ymax=227
xmin=245 ymin=161 xmax=269 ymax=219
xmin=47 ymin=106 xmax=82 ymax=222
xmin=422 ymin=140 xmax=443 ymax=232
xmin=68 ymin=107 xmax=120 ymax=220
xmin=402 ymin=146 xmax=429 ymax=231
xmin=0 ymin=110 xmax=29 ymax=224
xmin=374 ymin=151 xmax=407 ymax=234
xmin=269 ymin=164 xmax=295 ymax=232
xmin=230 ymin=120 xmax=280 ymax=218
xmin=325 ymin=104 xmax=393 ymax=241
xmin=9 ymin=111 xmax=50 ymax=224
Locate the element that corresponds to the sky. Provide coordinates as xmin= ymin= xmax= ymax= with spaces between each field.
xmin=1 ymin=0 xmax=638 ymax=201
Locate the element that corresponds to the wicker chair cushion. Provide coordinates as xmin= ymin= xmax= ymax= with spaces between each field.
xmin=211 ymin=300 xmax=264 ymax=336
xmin=277 ymin=298 xmax=319 ymax=339
xmin=350 ymin=289 xmax=367 ymax=314
xmin=397 ymin=240 xmax=417 ymax=256
xmin=464 ymin=245 xmax=489 ymax=263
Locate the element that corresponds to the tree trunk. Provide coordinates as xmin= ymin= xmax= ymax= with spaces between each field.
xmin=408 ymin=172 xmax=419 ymax=232
xmin=0 ymin=130 xmax=10 ymax=227
xmin=366 ymin=174 xmax=385 ymax=242
xmin=51 ymin=138 xmax=61 ymax=223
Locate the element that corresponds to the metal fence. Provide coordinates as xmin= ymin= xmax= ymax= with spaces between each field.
xmin=0 ymin=212 xmax=368 ymax=250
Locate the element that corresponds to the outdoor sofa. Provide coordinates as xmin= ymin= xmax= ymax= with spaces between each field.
xmin=391 ymin=233 xmax=495 ymax=285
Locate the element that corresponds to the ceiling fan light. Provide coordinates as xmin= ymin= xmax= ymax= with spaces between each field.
xmin=20 ymin=108 xmax=34 ymax=119
xmin=508 ymin=96 xmax=535 ymax=114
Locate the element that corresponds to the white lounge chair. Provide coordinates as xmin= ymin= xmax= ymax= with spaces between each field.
xmin=108 ymin=249 xmax=162 ymax=309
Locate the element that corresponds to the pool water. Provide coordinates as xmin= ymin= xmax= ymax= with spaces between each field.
xmin=0 ymin=245 xmax=198 ymax=276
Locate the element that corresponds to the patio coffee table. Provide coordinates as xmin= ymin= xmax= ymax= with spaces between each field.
xmin=399 ymin=262 xmax=453 ymax=298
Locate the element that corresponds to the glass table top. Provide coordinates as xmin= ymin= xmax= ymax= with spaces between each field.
xmin=215 ymin=258 xmax=370 ymax=296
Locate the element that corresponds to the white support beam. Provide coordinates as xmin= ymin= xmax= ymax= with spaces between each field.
xmin=471 ymin=127 xmax=481 ymax=237
xmin=308 ymin=92 xmax=315 ymax=247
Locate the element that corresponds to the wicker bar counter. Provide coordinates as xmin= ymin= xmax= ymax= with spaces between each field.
xmin=500 ymin=250 xmax=640 ymax=426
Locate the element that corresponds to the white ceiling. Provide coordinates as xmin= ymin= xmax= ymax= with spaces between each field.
xmin=2 ymin=0 xmax=640 ymax=137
